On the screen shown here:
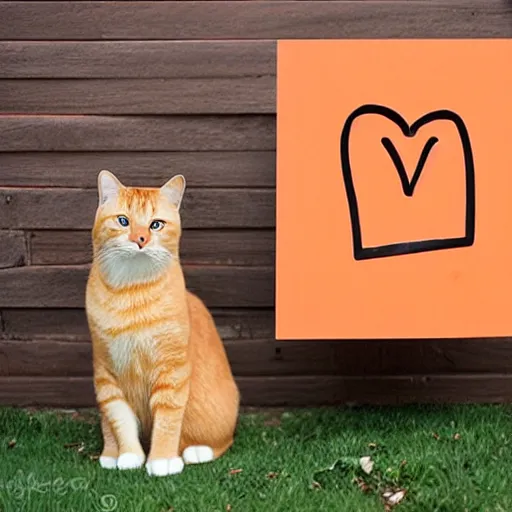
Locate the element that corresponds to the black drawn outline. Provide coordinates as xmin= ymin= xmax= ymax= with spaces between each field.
xmin=381 ymin=136 xmax=439 ymax=197
xmin=340 ymin=104 xmax=475 ymax=261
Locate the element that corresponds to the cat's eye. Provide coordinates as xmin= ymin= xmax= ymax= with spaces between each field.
xmin=117 ymin=215 xmax=130 ymax=227
xmin=150 ymin=220 xmax=165 ymax=231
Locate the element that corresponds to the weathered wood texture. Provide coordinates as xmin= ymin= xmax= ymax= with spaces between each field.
xmin=0 ymin=78 xmax=275 ymax=114
xmin=0 ymin=41 xmax=275 ymax=79
xmin=4 ymin=336 xmax=512 ymax=378
xmin=2 ymin=375 xmax=512 ymax=408
xmin=1 ymin=0 xmax=511 ymax=408
xmin=30 ymin=229 xmax=275 ymax=266
xmin=0 ymin=116 xmax=275 ymax=152
xmin=0 ymin=265 xmax=275 ymax=308
xmin=0 ymin=152 xmax=276 ymax=188
xmin=2 ymin=308 xmax=275 ymax=341
xmin=3 ymin=309 xmax=512 ymax=376
xmin=1 ymin=2 xmax=510 ymax=40
xmin=0 ymin=188 xmax=275 ymax=229
xmin=0 ymin=231 xmax=27 ymax=269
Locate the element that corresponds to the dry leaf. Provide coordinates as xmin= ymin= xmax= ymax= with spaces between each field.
xmin=432 ymin=432 xmax=440 ymax=440
xmin=359 ymin=456 xmax=374 ymax=474
xmin=267 ymin=472 xmax=279 ymax=479
xmin=64 ymin=442 xmax=85 ymax=453
xmin=226 ymin=505 xmax=232 ymax=512
xmin=229 ymin=468 xmax=243 ymax=475
xmin=89 ymin=454 xmax=100 ymax=461
xmin=454 ymin=433 xmax=461 ymax=440
xmin=312 ymin=481 xmax=322 ymax=490
xmin=400 ymin=459 xmax=407 ymax=467
xmin=383 ymin=489 xmax=406 ymax=507
xmin=354 ymin=477 xmax=371 ymax=493
xmin=7 ymin=439 xmax=16 ymax=449
xmin=368 ymin=442 xmax=377 ymax=449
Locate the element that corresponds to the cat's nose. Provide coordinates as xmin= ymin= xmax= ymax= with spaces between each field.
xmin=129 ymin=231 xmax=150 ymax=249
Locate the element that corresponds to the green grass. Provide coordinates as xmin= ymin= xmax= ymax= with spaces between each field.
xmin=1 ymin=405 xmax=512 ymax=512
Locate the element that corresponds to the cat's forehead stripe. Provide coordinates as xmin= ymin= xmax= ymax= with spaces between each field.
xmin=122 ymin=188 xmax=158 ymax=216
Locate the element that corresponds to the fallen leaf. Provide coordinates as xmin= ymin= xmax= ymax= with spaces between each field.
xmin=432 ymin=432 xmax=440 ymax=440
xmin=383 ymin=489 xmax=406 ymax=507
xmin=229 ymin=468 xmax=243 ymax=475
xmin=89 ymin=454 xmax=100 ymax=461
xmin=7 ymin=439 xmax=16 ymax=449
xmin=266 ymin=472 xmax=279 ymax=479
xmin=368 ymin=442 xmax=377 ymax=449
xmin=400 ymin=459 xmax=407 ymax=467
xmin=454 ymin=433 xmax=461 ymax=440
xmin=226 ymin=505 xmax=232 ymax=512
xmin=312 ymin=481 xmax=322 ymax=490
xmin=64 ymin=442 xmax=85 ymax=453
xmin=359 ymin=456 xmax=374 ymax=474
xmin=354 ymin=477 xmax=371 ymax=493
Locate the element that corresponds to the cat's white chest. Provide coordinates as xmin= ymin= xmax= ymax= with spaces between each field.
xmin=108 ymin=334 xmax=155 ymax=375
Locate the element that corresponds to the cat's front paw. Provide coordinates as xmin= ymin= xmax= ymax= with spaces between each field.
xmin=146 ymin=457 xmax=184 ymax=477
xmin=99 ymin=456 xmax=118 ymax=470
xmin=117 ymin=452 xmax=145 ymax=470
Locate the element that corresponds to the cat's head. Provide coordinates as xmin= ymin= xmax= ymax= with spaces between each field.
xmin=92 ymin=170 xmax=186 ymax=287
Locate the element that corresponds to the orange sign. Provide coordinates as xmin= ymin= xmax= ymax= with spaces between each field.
xmin=276 ymin=39 xmax=512 ymax=340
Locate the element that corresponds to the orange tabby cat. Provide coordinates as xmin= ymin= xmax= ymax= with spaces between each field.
xmin=85 ymin=170 xmax=240 ymax=477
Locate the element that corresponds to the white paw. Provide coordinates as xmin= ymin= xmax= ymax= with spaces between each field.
xmin=99 ymin=456 xmax=118 ymax=469
xmin=146 ymin=457 xmax=184 ymax=477
xmin=117 ymin=452 xmax=144 ymax=470
xmin=182 ymin=445 xmax=215 ymax=464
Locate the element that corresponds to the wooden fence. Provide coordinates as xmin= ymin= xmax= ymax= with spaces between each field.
xmin=0 ymin=0 xmax=511 ymax=408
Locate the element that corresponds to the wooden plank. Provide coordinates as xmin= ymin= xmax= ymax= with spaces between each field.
xmin=1 ymin=308 xmax=275 ymax=341
xmin=0 ymin=1 xmax=509 ymax=40
xmin=4 ymin=336 xmax=512 ymax=378
xmin=30 ymin=229 xmax=276 ymax=266
xmin=0 ymin=188 xmax=275 ymax=229
xmin=0 ymin=231 xmax=27 ymax=269
xmin=0 ymin=41 xmax=275 ymax=79
xmin=2 ymin=374 xmax=512 ymax=407
xmin=0 ymin=338 xmax=280 ymax=377
xmin=0 ymin=340 xmax=93 ymax=377
xmin=0 ymin=116 xmax=275 ymax=152
xmin=0 ymin=265 xmax=275 ymax=308
xmin=0 ymin=78 xmax=274 ymax=114
xmin=4 ymin=308 xmax=512 ymax=375
xmin=238 ymin=375 xmax=512 ymax=406
xmin=0 ymin=152 xmax=276 ymax=189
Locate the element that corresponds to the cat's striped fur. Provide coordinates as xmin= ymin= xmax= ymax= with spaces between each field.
xmin=85 ymin=170 xmax=239 ymax=477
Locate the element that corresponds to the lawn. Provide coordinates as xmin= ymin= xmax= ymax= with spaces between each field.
xmin=1 ymin=405 xmax=512 ymax=512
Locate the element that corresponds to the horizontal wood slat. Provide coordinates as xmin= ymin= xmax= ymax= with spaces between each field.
xmin=30 ymin=229 xmax=276 ymax=266
xmin=0 ymin=265 xmax=275 ymax=308
xmin=0 ymin=116 xmax=275 ymax=152
xmin=1 ymin=1 xmax=509 ymax=40
xmin=0 ymin=41 xmax=275 ymax=79
xmin=0 ymin=152 xmax=276 ymax=188
xmin=4 ymin=337 xmax=512 ymax=378
xmin=0 ymin=78 xmax=274 ymax=114
xmin=0 ymin=231 xmax=27 ymax=269
xmin=2 ymin=375 xmax=512 ymax=407
xmin=2 ymin=308 xmax=275 ymax=341
xmin=0 ymin=339 xmax=282 ymax=378
xmin=0 ymin=188 xmax=275 ymax=229
xmin=3 ymin=310 xmax=512 ymax=376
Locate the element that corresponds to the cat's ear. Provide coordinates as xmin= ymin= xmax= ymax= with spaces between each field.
xmin=161 ymin=174 xmax=186 ymax=210
xmin=98 ymin=170 xmax=124 ymax=206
